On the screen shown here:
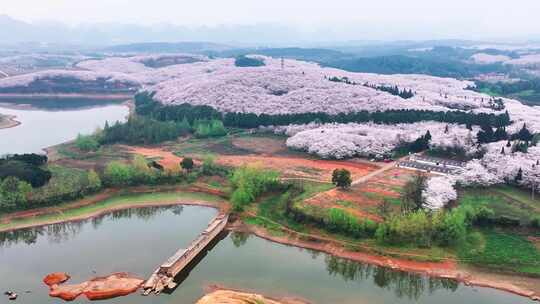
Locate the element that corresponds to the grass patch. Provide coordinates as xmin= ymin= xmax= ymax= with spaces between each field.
xmin=243 ymin=215 xmax=285 ymax=236
xmin=336 ymin=200 xmax=355 ymax=208
xmin=459 ymin=229 xmax=540 ymax=276
xmin=459 ymin=186 xmax=540 ymax=224
xmin=0 ymin=191 xmax=222 ymax=231
xmin=294 ymin=181 xmax=334 ymax=201
xmin=172 ymin=135 xmax=248 ymax=156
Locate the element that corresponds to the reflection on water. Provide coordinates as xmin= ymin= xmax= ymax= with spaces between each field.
xmin=0 ymin=205 xmax=535 ymax=304
xmin=324 ymin=255 xmax=458 ymax=300
xmin=230 ymin=231 xmax=250 ymax=248
xmin=227 ymin=231 xmax=457 ymax=301
xmin=0 ymin=206 xmax=183 ymax=249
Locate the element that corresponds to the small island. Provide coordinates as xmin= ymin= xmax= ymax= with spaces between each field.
xmin=0 ymin=113 xmax=20 ymax=129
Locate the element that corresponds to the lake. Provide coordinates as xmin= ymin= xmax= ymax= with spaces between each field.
xmin=0 ymin=99 xmax=128 ymax=155
xmin=0 ymin=204 xmax=535 ymax=304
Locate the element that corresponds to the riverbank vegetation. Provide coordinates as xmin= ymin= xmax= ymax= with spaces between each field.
xmin=0 ymin=149 xmax=230 ymax=213
xmin=0 ymin=190 xmax=224 ymax=233
xmin=229 ymin=165 xmax=279 ymax=211
xmin=236 ymin=166 xmax=539 ymax=275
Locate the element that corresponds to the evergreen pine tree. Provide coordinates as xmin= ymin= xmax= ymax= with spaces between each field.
xmin=515 ymin=168 xmax=523 ymax=182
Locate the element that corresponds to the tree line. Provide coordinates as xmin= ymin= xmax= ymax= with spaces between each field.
xmin=328 ymin=76 xmax=415 ymax=99
xmin=0 ymin=154 xmax=51 ymax=188
xmin=135 ymin=92 xmax=512 ymax=129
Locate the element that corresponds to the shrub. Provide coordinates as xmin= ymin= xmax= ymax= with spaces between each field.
xmin=230 ymin=165 xmax=279 ymax=211
xmin=530 ymin=217 xmax=540 ymax=229
xmin=194 ymin=119 xmax=226 ymax=138
xmin=75 ymin=134 xmax=100 ymax=152
xmin=432 ymin=208 xmax=467 ymax=246
xmin=0 ymin=176 xmax=32 ymax=210
xmin=325 ymin=208 xmax=377 ymax=238
xmin=474 ymin=206 xmax=495 ymax=226
xmin=103 ymin=161 xmax=135 ymax=186
xmin=375 ymin=206 xmax=471 ymax=248
xmin=86 ymin=170 xmax=102 ymax=193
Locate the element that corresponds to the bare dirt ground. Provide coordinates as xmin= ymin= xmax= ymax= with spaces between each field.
xmin=126 ymin=146 xmax=184 ymax=170
xmin=231 ymin=136 xmax=288 ymax=155
xmin=217 ymin=155 xmax=379 ymax=182
xmin=302 ymin=167 xmax=416 ymax=221
xmin=127 ymin=144 xmax=380 ymax=183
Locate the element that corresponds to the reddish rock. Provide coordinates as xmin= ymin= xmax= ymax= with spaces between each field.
xmin=43 ymin=273 xmax=70 ymax=286
xmin=46 ymin=272 xmax=143 ymax=301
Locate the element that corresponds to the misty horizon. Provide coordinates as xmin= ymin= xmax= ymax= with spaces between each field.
xmin=1 ymin=0 xmax=540 ymax=45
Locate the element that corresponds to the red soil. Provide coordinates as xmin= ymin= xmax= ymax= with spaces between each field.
xmin=216 ymin=155 xmax=379 ymax=182
xmin=126 ymin=146 xmax=184 ymax=170
xmin=127 ymin=146 xmax=380 ymax=183
xmin=302 ymin=167 xmax=416 ymax=221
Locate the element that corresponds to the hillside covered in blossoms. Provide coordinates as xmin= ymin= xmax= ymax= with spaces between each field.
xmin=1 ymin=53 xmax=539 ymax=210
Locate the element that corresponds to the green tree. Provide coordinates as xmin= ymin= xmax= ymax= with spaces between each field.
xmin=229 ymin=165 xmax=279 ymax=211
xmin=75 ymin=134 xmax=100 ymax=152
xmin=86 ymin=170 xmax=102 ymax=193
xmin=516 ymin=123 xmax=533 ymax=142
xmin=515 ymin=168 xmax=523 ymax=182
xmin=104 ymin=161 xmax=134 ymax=186
xmin=332 ymin=169 xmax=352 ymax=189
xmin=180 ymin=157 xmax=194 ymax=171
xmin=131 ymin=155 xmax=154 ymax=183
xmin=400 ymin=173 xmax=427 ymax=213
xmin=0 ymin=177 xmax=32 ymax=209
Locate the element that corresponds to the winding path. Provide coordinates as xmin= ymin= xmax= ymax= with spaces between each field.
xmin=351 ymin=159 xmax=400 ymax=186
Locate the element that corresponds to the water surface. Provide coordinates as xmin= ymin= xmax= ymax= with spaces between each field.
xmin=0 ymin=101 xmax=128 ymax=155
xmin=0 ymin=204 xmax=535 ymax=304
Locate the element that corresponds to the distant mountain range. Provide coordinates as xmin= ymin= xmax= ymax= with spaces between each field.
xmin=0 ymin=15 xmax=309 ymax=46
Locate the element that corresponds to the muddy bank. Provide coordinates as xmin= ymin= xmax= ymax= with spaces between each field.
xmin=0 ymin=186 xmax=229 ymax=233
xmin=232 ymin=221 xmax=540 ymax=302
xmin=0 ymin=113 xmax=20 ymax=129
xmin=44 ymin=272 xmax=143 ymax=301
xmin=197 ymin=288 xmax=308 ymax=304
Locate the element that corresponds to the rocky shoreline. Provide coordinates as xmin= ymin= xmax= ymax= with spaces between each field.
xmin=196 ymin=289 xmax=308 ymax=304
xmin=44 ymin=272 xmax=143 ymax=301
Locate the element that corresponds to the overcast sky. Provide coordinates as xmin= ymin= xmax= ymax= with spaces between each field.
xmin=3 ymin=0 xmax=540 ymax=40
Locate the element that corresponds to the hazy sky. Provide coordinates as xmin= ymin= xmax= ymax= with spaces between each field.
xmin=3 ymin=0 xmax=540 ymax=40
